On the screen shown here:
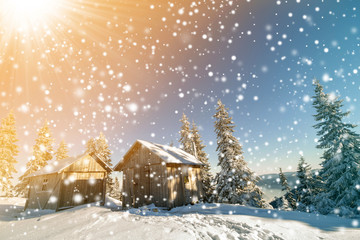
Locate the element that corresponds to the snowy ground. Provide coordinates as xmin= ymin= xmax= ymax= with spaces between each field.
xmin=0 ymin=197 xmax=359 ymax=240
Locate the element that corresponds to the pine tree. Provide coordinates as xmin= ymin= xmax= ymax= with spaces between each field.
xmin=86 ymin=138 xmax=97 ymax=155
xmin=280 ymin=196 xmax=292 ymax=211
xmin=312 ymin=80 xmax=360 ymax=216
xmin=296 ymin=157 xmax=315 ymax=211
xmin=107 ymin=176 xmax=115 ymax=196
xmin=87 ymin=133 xmax=113 ymax=194
xmin=0 ymin=111 xmax=19 ymax=197
xmin=113 ymin=177 xmax=121 ymax=199
xmin=191 ymin=121 xmax=214 ymax=202
xmin=179 ymin=113 xmax=193 ymax=154
xmin=212 ymin=100 xmax=268 ymax=208
xmin=16 ymin=121 xmax=54 ymax=196
xmin=279 ymin=168 xmax=296 ymax=209
xmin=96 ymin=132 xmax=112 ymax=167
xmin=55 ymin=140 xmax=69 ymax=161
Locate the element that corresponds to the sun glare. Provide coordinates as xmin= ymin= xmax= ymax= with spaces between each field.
xmin=1 ymin=0 xmax=61 ymax=29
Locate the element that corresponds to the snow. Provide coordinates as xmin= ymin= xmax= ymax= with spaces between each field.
xmin=1 ymin=197 xmax=359 ymax=240
xmin=115 ymin=140 xmax=203 ymax=170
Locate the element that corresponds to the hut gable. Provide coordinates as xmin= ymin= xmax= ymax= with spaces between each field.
xmin=27 ymin=153 xmax=112 ymax=178
xmin=137 ymin=140 xmax=203 ymax=165
xmin=62 ymin=154 xmax=108 ymax=172
xmin=114 ymin=140 xmax=203 ymax=171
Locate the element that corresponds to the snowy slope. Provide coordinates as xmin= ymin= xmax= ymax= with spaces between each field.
xmin=0 ymin=197 xmax=359 ymax=240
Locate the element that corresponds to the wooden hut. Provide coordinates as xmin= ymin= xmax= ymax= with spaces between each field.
xmin=114 ymin=140 xmax=204 ymax=209
xmin=25 ymin=153 xmax=112 ymax=211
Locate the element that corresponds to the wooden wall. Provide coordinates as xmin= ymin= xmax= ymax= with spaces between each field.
xmin=57 ymin=172 xmax=105 ymax=210
xmin=121 ymin=143 xmax=204 ymax=209
xmin=122 ymin=143 xmax=168 ymax=208
xmin=26 ymin=155 xmax=108 ymax=211
xmin=26 ymin=173 xmax=62 ymax=210
xmin=167 ymin=165 xmax=203 ymax=208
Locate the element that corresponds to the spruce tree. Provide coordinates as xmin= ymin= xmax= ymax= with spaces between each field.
xmin=113 ymin=177 xmax=121 ymax=199
xmin=191 ymin=121 xmax=213 ymax=202
xmin=213 ymin=100 xmax=268 ymax=208
xmin=279 ymin=168 xmax=296 ymax=209
xmin=312 ymin=80 xmax=360 ymax=216
xmin=16 ymin=121 xmax=54 ymax=196
xmin=96 ymin=132 xmax=112 ymax=167
xmin=280 ymin=196 xmax=292 ymax=211
xmin=296 ymin=157 xmax=314 ymax=211
xmin=86 ymin=138 xmax=97 ymax=155
xmin=87 ymin=132 xmax=113 ymax=194
xmin=179 ymin=113 xmax=193 ymax=153
xmin=55 ymin=140 xmax=69 ymax=161
xmin=0 ymin=111 xmax=19 ymax=197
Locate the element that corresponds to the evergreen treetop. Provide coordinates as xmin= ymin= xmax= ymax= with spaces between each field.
xmin=0 ymin=111 xmax=19 ymax=197
xmin=279 ymin=168 xmax=291 ymax=192
xmin=16 ymin=121 xmax=54 ymax=196
xmin=179 ymin=113 xmax=193 ymax=154
xmin=55 ymin=140 xmax=69 ymax=161
xmin=86 ymin=132 xmax=112 ymax=166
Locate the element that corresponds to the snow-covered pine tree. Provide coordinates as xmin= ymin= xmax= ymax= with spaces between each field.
xmin=55 ymin=140 xmax=69 ymax=161
xmin=96 ymin=132 xmax=112 ymax=166
xmin=88 ymin=132 xmax=113 ymax=194
xmin=312 ymin=80 xmax=360 ymax=216
xmin=179 ymin=113 xmax=193 ymax=153
xmin=86 ymin=138 xmax=97 ymax=155
xmin=280 ymin=196 xmax=292 ymax=211
xmin=0 ymin=111 xmax=19 ymax=197
xmin=296 ymin=157 xmax=314 ymax=211
xmin=191 ymin=121 xmax=214 ymax=202
xmin=107 ymin=176 xmax=115 ymax=196
xmin=16 ymin=121 xmax=54 ymax=196
xmin=279 ymin=168 xmax=296 ymax=209
xmin=212 ymin=100 xmax=268 ymax=208
xmin=112 ymin=176 xmax=121 ymax=199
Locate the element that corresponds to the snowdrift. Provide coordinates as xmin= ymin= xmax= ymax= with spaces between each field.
xmin=0 ymin=197 xmax=359 ymax=240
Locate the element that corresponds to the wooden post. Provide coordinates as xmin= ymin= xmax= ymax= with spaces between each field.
xmin=101 ymin=172 xmax=106 ymax=206
xmin=56 ymin=172 xmax=65 ymax=211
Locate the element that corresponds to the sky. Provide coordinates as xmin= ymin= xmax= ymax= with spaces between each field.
xmin=1 ymin=0 xmax=360 ymax=178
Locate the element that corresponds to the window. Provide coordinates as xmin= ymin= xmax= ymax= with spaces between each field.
xmin=41 ymin=179 xmax=48 ymax=191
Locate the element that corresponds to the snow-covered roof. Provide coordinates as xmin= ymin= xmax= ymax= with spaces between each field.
xmin=115 ymin=140 xmax=203 ymax=170
xmin=26 ymin=153 xmax=112 ymax=178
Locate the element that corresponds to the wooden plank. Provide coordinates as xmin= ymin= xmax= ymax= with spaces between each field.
xmin=101 ymin=172 xmax=106 ymax=206
xmin=173 ymin=167 xmax=177 ymax=207
xmin=122 ymin=169 xmax=132 ymax=208
xmin=196 ymin=168 xmax=204 ymax=201
xmin=176 ymin=167 xmax=183 ymax=207
xmin=161 ymin=163 xmax=168 ymax=208
xmin=167 ymin=167 xmax=173 ymax=208
xmin=144 ymin=165 xmax=150 ymax=205
xmin=179 ymin=166 xmax=185 ymax=206
xmin=151 ymin=165 xmax=161 ymax=206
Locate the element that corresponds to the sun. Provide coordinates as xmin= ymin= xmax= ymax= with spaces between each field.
xmin=1 ymin=0 xmax=62 ymax=30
